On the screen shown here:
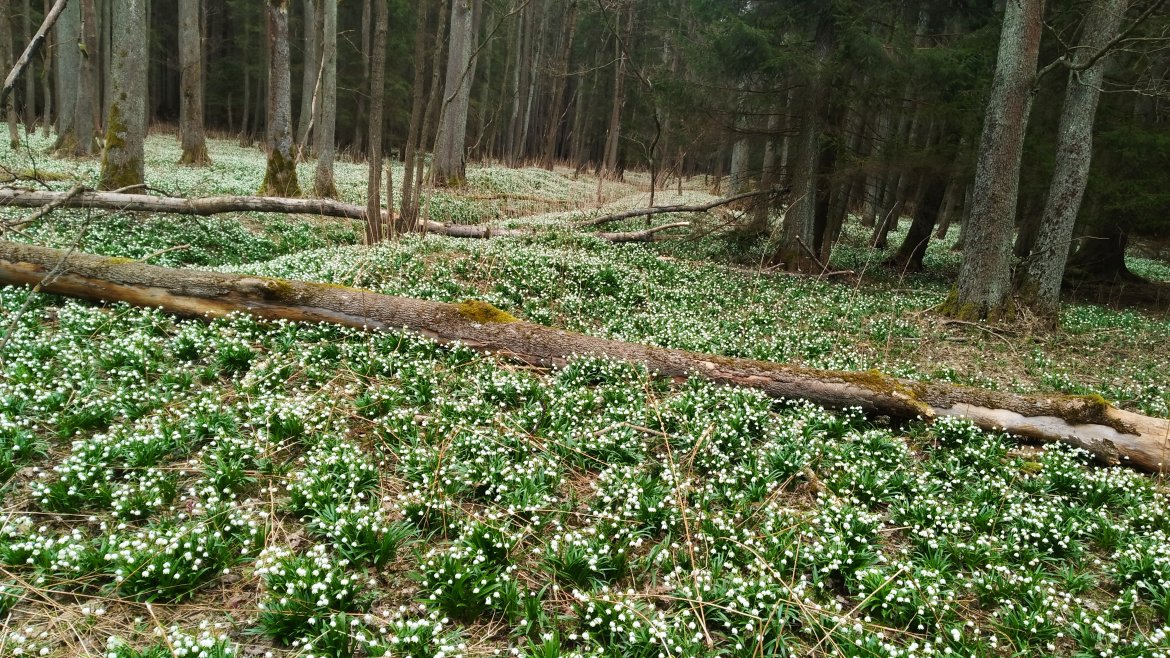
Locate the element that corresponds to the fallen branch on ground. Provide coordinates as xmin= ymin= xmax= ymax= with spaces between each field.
xmin=573 ymin=186 xmax=788 ymax=228
xmin=0 ymin=239 xmax=1166 ymax=473
xmin=0 ymin=187 xmax=690 ymax=243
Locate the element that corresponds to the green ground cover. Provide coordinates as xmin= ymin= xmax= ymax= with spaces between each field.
xmin=0 ymin=133 xmax=1167 ymax=657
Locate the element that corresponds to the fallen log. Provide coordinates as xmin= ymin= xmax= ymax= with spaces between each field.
xmin=0 ymin=240 xmax=1166 ymax=473
xmin=573 ymin=186 xmax=788 ymax=229
xmin=0 ymin=187 xmax=689 ymax=243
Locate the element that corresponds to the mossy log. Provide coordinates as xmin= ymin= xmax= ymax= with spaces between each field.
xmin=0 ymin=188 xmax=686 ymax=243
xmin=1 ymin=240 xmax=1166 ymax=473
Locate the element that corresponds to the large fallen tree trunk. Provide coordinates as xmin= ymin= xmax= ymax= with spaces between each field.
xmin=1 ymin=240 xmax=1166 ymax=473
xmin=0 ymin=187 xmax=687 ymax=243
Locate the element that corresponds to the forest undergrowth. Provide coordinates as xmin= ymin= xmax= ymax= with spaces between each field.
xmin=0 ymin=134 xmax=1168 ymax=657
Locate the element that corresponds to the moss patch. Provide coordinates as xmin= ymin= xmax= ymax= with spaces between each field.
xmin=456 ymin=300 xmax=518 ymax=324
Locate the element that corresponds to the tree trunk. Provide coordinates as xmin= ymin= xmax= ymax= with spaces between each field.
xmin=433 ymin=0 xmax=477 ymax=186
xmin=410 ymin=0 xmax=447 ymax=210
xmin=1015 ymin=0 xmax=1128 ymax=321
xmin=351 ymin=0 xmax=369 ymax=156
xmin=71 ymin=0 xmax=96 ymax=155
xmin=50 ymin=0 xmax=77 ymax=150
xmin=38 ymin=0 xmax=48 ymax=137
xmin=776 ymin=11 xmax=833 ymax=271
xmin=98 ymin=0 xmax=146 ymax=190
xmin=259 ymin=0 xmax=300 ymax=198
xmin=399 ymin=3 xmax=429 ymax=228
xmin=311 ymin=0 xmax=336 ymax=197
xmin=601 ymin=5 xmax=630 ymax=176
xmin=942 ymin=0 xmax=1045 ymax=321
xmin=178 ymin=0 xmax=209 ymax=165
xmin=364 ymin=0 xmax=388 ymax=242
xmin=20 ymin=0 xmax=32 ymax=133
xmin=889 ymin=174 xmax=948 ymax=272
xmin=541 ymin=0 xmax=577 ymax=169
xmin=747 ymin=113 xmax=781 ymax=236
xmin=1 ymin=0 xmax=18 ymax=147
xmin=294 ymin=0 xmax=316 ymax=151
xmin=1066 ymin=222 xmax=1137 ymax=282
xmin=2 ymin=239 xmax=1165 ymax=473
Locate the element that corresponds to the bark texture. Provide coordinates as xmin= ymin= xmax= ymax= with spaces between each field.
xmin=50 ymin=0 xmax=77 ymax=150
xmin=1 ymin=0 xmax=18 ymax=147
xmin=260 ymin=0 xmax=301 ymax=197
xmin=942 ymin=0 xmax=1045 ymax=320
xmin=295 ymin=0 xmax=317 ymax=150
xmin=312 ymin=0 xmax=336 ymax=197
xmin=178 ymin=0 xmax=210 ymax=165
xmin=1015 ymin=0 xmax=1128 ymax=320
xmin=1 ymin=240 xmax=1165 ymax=473
xmin=433 ymin=0 xmax=476 ymax=186
xmin=98 ymin=0 xmax=147 ymax=190
xmin=363 ymin=0 xmax=388 ymax=242
xmin=72 ymin=0 xmax=95 ymax=155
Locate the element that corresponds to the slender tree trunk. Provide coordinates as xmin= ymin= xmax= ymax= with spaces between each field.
xmin=433 ymin=0 xmax=477 ymax=186
xmin=39 ymin=0 xmax=48 ymax=136
xmin=747 ymin=113 xmax=781 ymax=235
xmin=72 ymin=0 xmax=97 ymax=154
xmin=20 ymin=0 xmax=32 ymax=132
xmin=259 ymin=0 xmax=300 ymax=197
xmin=178 ymin=0 xmax=209 ymax=165
xmin=239 ymin=65 xmax=251 ymax=146
xmin=0 ymin=0 xmax=18 ymax=147
xmin=776 ymin=11 xmax=833 ymax=270
xmin=98 ymin=0 xmax=146 ymax=189
xmin=399 ymin=3 xmax=429 ymax=228
xmin=601 ymin=5 xmax=630 ymax=175
xmin=541 ymin=0 xmax=577 ymax=169
xmin=312 ymin=0 xmax=336 ymax=197
xmin=889 ymin=174 xmax=948 ymax=272
xmin=364 ymin=0 xmax=388 ymax=242
xmin=934 ymin=177 xmax=960 ymax=239
xmin=1015 ymin=0 xmax=1128 ymax=321
xmin=51 ymin=0 xmax=77 ymax=150
xmin=294 ymin=0 xmax=316 ymax=151
xmin=942 ymin=0 xmax=1046 ymax=320
xmin=411 ymin=0 xmax=447 ymax=208
xmin=351 ymin=0 xmax=369 ymax=156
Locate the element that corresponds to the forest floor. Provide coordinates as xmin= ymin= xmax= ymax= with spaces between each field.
xmin=0 ymin=131 xmax=1168 ymax=658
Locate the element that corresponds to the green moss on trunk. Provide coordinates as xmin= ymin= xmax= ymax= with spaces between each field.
xmin=259 ymin=147 xmax=301 ymax=197
xmin=98 ymin=103 xmax=144 ymax=191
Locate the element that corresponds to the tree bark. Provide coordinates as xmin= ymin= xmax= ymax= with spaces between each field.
xmin=50 ymin=0 xmax=76 ymax=150
xmin=776 ymin=10 xmax=833 ymax=271
xmin=540 ymin=0 xmax=577 ymax=169
xmin=259 ymin=0 xmax=300 ymax=198
xmin=601 ymin=5 xmax=630 ymax=176
xmin=1 ymin=0 xmax=19 ymax=147
xmin=399 ymin=3 xmax=429 ymax=229
xmin=351 ymin=0 xmax=369 ymax=156
xmin=364 ymin=0 xmax=388 ymax=242
xmin=38 ymin=0 xmax=48 ymax=137
xmin=72 ymin=0 xmax=96 ymax=155
xmin=942 ymin=0 xmax=1045 ymax=321
xmin=311 ymin=0 xmax=336 ymax=197
xmin=888 ymin=173 xmax=948 ymax=272
xmin=433 ymin=0 xmax=477 ymax=186
xmin=98 ymin=0 xmax=146 ymax=190
xmin=294 ymin=0 xmax=316 ymax=151
xmin=1015 ymin=0 xmax=1128 ymax=321
xmin=19 ymin=0 xmax=32 ymax=132
xmin=1 ymin=239 xmax=1165 ymax=473
xmin=178 ymin=0 xmax=209 ymax=165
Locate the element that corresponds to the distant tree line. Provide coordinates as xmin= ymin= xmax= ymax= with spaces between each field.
xmin=1 ymin=0 xmax=1168 ymax=323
